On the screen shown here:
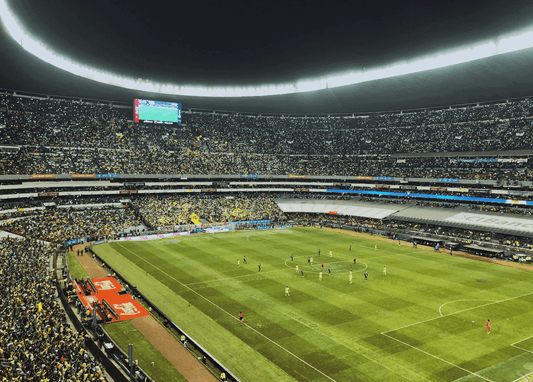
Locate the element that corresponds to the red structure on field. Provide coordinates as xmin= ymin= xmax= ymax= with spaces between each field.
xmin=74 ymin=277 xmax=149 ymax=322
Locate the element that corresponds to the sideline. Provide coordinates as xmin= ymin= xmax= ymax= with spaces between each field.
xmin=72 ymin=244 xmax=217 ymax=382
xmin=117 ymin=243 xmax=338 ymax=382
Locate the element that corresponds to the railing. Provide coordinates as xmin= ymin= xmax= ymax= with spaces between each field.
xmin=89 ymin=247 xmax=240 ymax=382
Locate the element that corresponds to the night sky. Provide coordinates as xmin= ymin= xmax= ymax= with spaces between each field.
xmin=1 ymin=0 xmax=533 ymax=114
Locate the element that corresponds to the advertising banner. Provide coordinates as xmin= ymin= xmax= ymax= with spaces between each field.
xmin=205 ymin=227 xmax=232 ymax=233
xmin=437 ymin=178 xmax=459 ymax=183
xmin=119 ymin=231 xmax=190 ymax=242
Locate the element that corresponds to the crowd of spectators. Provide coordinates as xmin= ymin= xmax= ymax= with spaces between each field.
xmin=1 ymin=90 xmax=532 ymax=380
xmin=0 ymin=237 xmax=107 ymax=381
xmin=0 ymin=92 xmax=532 ymax=179
xmin=0 ymin=205 xmax=140 ymax=243
xmin=132 ymin=193 xmax=285 ymax=228
xmin=0 ymin=192 xmax=532 ymax=245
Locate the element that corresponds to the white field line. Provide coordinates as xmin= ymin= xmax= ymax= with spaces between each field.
xmin=382 ymin=292 xmax=533 ymax=382
xmin=508 ymin=336 xmax=533 ymax=382
xmin=512 ymin=335 xmax=533 ymax=347
xmin=511 ymin=370 xmax=533 ymax=382
xmin=184 ymin=268 xmax=288 ymax=286
xmin=383 ymin=291 xmax=533 ymax=334
xmin=381 ymin=332 xmax=494 ymax=382
xmin=117 ymin=243 xmax=338 ymax=382
xmin=284 ymin=257 xmax=369 ymax=273
xmin=438 ymin=299 xmax=497 ymax=317
xmin=511 ymin=345 xmax=533 ymax=355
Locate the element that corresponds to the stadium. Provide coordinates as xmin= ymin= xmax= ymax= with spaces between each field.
xmin=0 ymin=1 xmax=533 ymax=381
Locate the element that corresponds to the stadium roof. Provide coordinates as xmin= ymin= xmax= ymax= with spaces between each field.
xmin=1 ymin=0 xmax=533 ymax=115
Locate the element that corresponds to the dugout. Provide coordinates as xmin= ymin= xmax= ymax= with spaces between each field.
xmin=463 ymin=244 xmax=505 ymax=259
xmin=409 ymin=236 xmax=445 ymax=249
xmin=444 ymin=242 xmax=462 ymax=251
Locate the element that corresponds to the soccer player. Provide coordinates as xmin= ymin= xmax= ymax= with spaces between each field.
xmin=246 ymin=234 xmax=249 ymax=241
xmin=329 ymin=250 xmax=332 ymax=257
xmin=383 ymin=266 xmax=386 ymax=275
xmin=318 ymin=249 xmax=321 ymax=256
xmin=319 ymin=271 xmax=323 ymax=281
xmin=285 ymin=286 xmax=290 ymax=296
xmin=349 ymin=271 xmax=353 ymax=284
xmin=310 ymin=257 xmax=313 ymax=264
xmin=328 ymin=266 xmax=331 ymax=275
xmin=486 ymin=319 xmax=491 ymax=334
xmin=258 ymin=263 xmax=261 ymax=272
xmin=291 ymin=254 xmax=294 ymax=262
xmin=308 ymin=257 xmax=311 ymax=264
xmin=353 ymin=258 xmax=356 ymax=265
xmin=349 ymin=245 xmax=352 ymax=252
xmin=243 ymin=255 xmax=247 ymax=264
xmin=296 ymin=264 xmax=299 ymax=272
xmin=237 ymin=259 xmax=240 ymax=267
xmin=374 ymin=244 xmax=377 ymax=251
xmin=364 ymin=272 xmax=368 ymax=280
xmin=239 ymin=312 xmax=244 ymax=323
xmin=300 ymin=269 xmax=304 ymax=277
xmin=321 ymin=262 xmax=324 ymax=270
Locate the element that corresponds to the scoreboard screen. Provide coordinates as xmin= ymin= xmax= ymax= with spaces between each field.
xmin=134 ymin=99 xmax=181 ymax=125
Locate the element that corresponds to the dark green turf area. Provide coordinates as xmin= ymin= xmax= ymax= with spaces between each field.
xmin=95 ymin=228 xmax=533 ymax=382
xmin=104 ymin=320 xmax=188 ymax=382
xmin=67 ymin=251 xmax=89 ymax=279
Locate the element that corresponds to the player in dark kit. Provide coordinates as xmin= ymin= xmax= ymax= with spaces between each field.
xmin=258 ymin=263 xmax=261 ymax=272
xmin=291 ymin=254 xmax=293 ymax=262
xmin=364 ymin=272 xmax=368 ymax=280
xmin=318 ymin=249 xmax=321 ymax=256
xmin=243 ymin=255 xmax=247 ymax=264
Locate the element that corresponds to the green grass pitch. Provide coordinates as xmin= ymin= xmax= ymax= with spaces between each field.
xmin=94 ymin=227 xmax=533 ymax=382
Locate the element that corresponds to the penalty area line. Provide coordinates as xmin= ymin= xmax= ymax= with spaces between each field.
xmin=438 ymin=299 xmax=497 ymax=317
xmin=511 ymin=335 xmax=533 ymax=347
xmin=511 ymin=344 xmax=533 ymax=355
xmin=381 ymin=332 xmax=493 ymax=382
xmin=117 ymin=243 xmax=338 ymax=382
xmin=383 ymin=291 xmax=533 ymax=334
xmin=511 ymin=369 xmax=533 ymax=382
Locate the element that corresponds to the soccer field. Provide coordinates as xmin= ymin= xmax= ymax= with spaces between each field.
xmin=94 ymin=228 xmax=533 ymax=382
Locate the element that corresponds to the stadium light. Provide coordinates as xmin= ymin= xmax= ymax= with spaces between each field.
xmin=1 ymin=0 xmax=533 ymax=97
